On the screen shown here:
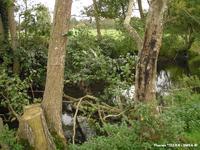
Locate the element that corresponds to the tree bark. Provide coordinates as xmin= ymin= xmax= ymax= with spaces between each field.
xmin=0 ymin=14 xmax=4 ymax=42
xmin=18 ymin=104 xmax=56 ymax=150
xmin=137 ymin=0 xmax=144 ymax=19
xmin=42 ymin=0 xmax=72 ymax=141
xmin=7 ymin=1 xmax=20 ymax=74
xmin=124 ymin=0 xmax=143 ymax=51
xmin=93 ymin=0 xmax=102 ymax=40
xmin=135 ymin=0 xmax=168 ymax=102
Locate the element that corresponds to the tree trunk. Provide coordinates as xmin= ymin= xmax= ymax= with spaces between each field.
xmin=42 ymin=0 xmax=72 ymax=141
xmin=135 ymin=0 xmax=168 ymax=102
xmin=137 ymin=0 xmax=144 ymax=19
xmin=124 ymin=0 xmax=143 ymax=50
xmin=93 ymin=0 xmax=102 ymax=40
xmin=0 ymin=14 xmax=4 ymax=42
xmin=18 ymin=104 xmax=56 ymax=150
xmin=7 ymin=1 xmax=20 ymax=74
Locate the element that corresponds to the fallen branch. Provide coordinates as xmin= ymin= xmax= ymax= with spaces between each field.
xmin=72 ymin=95 xmax=98 ymax=145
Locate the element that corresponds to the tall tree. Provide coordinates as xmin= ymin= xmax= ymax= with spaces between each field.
xmin=134 ymin=0 xmax=168 ymax=102
xmin=8 ymin=1 xmax=20 ymax=74
xmin=42 ymin=0 xmax=72 ymax=140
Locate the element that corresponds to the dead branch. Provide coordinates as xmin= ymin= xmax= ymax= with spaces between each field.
xmin=72 ymin=97 xmax=83 ymax=145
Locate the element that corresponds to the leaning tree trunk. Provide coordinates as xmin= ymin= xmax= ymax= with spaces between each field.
xmin=42 ymin=0 xmax=72 ymax=141
xmin=8 ymin=1 xmax=20 ymax=74
xmin=135 ymin=0 xmax=168 ymax=102
xmin=124 ymin=0 xmax=143 ymax=51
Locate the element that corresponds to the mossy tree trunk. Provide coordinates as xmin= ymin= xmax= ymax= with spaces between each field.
xmin=42 ymin=0 xmax=72 ymax=141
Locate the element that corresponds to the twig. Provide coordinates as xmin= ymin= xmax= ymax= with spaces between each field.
xmin=103 ymin=110 xmax=127 ymax=120
xmin=30 ymin=83 xmax=35 ymax=99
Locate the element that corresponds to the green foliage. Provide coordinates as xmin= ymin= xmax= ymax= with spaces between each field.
xmin=165 ymin=78 xmax=200 ymax=132
xmin=84 ymin=0 xmax=129 ymax=19
xmin=66 ymin=28 xmax=135 ymax=100
xmin=0 ymin=70 xmax=30 ymax=115
xmin=19 ymin=45 xmax=47 ymax=87
xmin=69 ymin=104 xmax=185 ymax=150
xmin=0 ymin=125 xmax=24 ymax=150
xmin=20 ymin=3 xmax=51 ymax=38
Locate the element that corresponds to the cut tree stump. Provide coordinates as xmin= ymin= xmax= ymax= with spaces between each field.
xmin=18 ymin=104 xmax=56 ymax=150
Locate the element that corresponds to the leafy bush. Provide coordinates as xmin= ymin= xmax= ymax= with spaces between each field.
xmin=66 ymin=28 xmax=136 ymax=101
xmin=0 ymin=70 xmax=30 ymax=115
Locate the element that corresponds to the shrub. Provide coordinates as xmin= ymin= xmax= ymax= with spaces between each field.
xmin=0 ymin=70 xmax=30 ymax=115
